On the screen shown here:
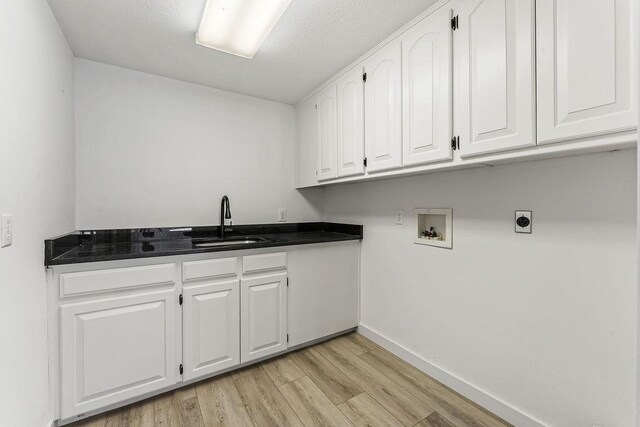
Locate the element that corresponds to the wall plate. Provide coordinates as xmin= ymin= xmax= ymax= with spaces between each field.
xmin=277 ymin=208 xmax=287 ymax=222
xmin=395 ymin=209 xmax=404 ymax=225
xmin=515 ymin=210 xmax=532 ymax=234
xmin=1 ymin=214 xmax=13 ymax=247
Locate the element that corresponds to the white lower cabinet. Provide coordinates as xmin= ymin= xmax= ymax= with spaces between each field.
xmin=60 ymin=289 xmax=176 ymax=418
xmin=182 ymin=279 xmax=240 ymax=381
xmin=287 ymin=243 xmax=360 ymax=347
xmin=52 ymin=243 xmax=359 ymax=422
xmin=240 ymin=272 xmax=288 ymax=363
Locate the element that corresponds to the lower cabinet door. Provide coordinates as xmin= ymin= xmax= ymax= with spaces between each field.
xmin=182 ymin=280 xmax=240 ymax=381
xmin=241 ymin=272 xmax=287 ymax=363
xmin=60 ymin=290 xmax=176 ymax=418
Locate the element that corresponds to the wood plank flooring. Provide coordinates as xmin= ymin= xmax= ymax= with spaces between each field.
xmin=70 ymin=333 xmax=511 ymax=427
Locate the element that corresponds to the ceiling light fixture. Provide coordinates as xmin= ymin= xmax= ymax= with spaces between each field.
xmin=196 ymin=0 xmax=292 ymax=59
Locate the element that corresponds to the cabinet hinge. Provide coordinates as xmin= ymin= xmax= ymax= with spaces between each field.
xmin=451 ymin=136 xmax=460 ymax=151
xmin=179 ymin=294 xmax=183 ymax=305
xmin=287 ymin=278 xmax=289 ymax=287
xmin=363 ymin=157 xmax=368 ymax=167
xmin=287 ymin=334 xmax=289 ymax=343
xmin=451 ymin=15 xmax=459 ymax=30
xmin=315 ymin=104 xmax=318 ymax=110
xmin=179 ymin=364 xmax=183 ymax=375
xmin=362 ymin=72 xmax=367 ymax=83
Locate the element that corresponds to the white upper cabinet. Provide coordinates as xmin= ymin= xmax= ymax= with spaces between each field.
xmin=315 ymin=84 xmax=338 ymax=181
xmin=294 ymin=0 xmax=636 ymax=187
xmin=456 ymin=0 xmax=536 ymax=157
xmin=337 ymin=67 xmax=365 ymax=177
xmin=537 ymin=0 xmax=636 ymax=144
xmin=364 ymin=40 xmax=403 ymax=172
xmin=182 ymin=279 xmax=240 ymax=382
xmin=295 ymin=97 xmax=319 ymax=188
xmin=402 ymin=8 xmax=453 ymax=166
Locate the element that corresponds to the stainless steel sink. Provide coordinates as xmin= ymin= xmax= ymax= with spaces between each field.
xmin=193 ymin=237 xmax=268 ymax=248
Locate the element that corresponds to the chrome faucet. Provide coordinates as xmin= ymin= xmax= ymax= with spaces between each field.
xmin=219 ymin=195 xmax=232 ymax=238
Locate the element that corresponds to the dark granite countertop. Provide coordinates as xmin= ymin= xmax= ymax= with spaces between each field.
xmin=45 ymin=222 xmax=363 ymax=266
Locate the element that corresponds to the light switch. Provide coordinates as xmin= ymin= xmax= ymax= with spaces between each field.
xmin=1 ymin=215 xmax=13 ymax=247
xmin=277 ymin=208 xmax=287 ymax=222
xmin=515 ymin=210 xmax=532 ymax=234
xmin=395 ymin=209 xmax=404 ymax=225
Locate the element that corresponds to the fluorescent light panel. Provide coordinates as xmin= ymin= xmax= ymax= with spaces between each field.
xmin=196 ymin=0 xmax=292 ymax=59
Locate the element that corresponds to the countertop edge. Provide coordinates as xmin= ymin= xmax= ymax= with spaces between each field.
xmin=45 ymin=222 xmax=363 ymax=267
xmin=46 ymin=235 xmax=362 ymax=267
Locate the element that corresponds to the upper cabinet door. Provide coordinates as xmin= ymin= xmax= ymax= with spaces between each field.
xmin=182 ymin=280 xmax=240 ymax=382
xmin=295 ymin=97 xmax=319 ymax=188
xmin=402 ymin=8 xmax=453 ymax=167
xmin=364 ymin=40 xmax=403 ymax=172
xmin=537 ymin=0 xmax=636 ymax=144
xmin=315 ymin=84 xmax=338 ymax=181
xmin=457 ymin=0 xmax=535 ymax=157
xmin=337 ymin=67 xmax=365 ymax=177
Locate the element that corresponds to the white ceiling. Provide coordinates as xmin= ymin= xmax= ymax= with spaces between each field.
xmin=47 ymin=0 xmax=435 ymax=104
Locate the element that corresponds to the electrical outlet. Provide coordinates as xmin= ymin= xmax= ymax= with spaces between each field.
xmin=1 ymin=214 xmax=13 ymax=247
xmin=395 ymin=209 xmax=404 ymax=225
xmin=515 ymin=210 xmax=532 ymax=234
xmin=277 ymin=208 xmax=287 ymax=222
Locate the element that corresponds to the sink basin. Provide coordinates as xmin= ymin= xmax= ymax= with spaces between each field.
xmin=193 ymin=237 xmax=268 ymax=248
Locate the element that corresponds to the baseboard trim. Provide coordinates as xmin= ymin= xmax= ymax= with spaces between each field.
xmin=357 ymin=323 xmax=546 ymax=427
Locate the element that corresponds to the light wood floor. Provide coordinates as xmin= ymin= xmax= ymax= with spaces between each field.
xmin=71 ymin=333 xmax=511 ymax=427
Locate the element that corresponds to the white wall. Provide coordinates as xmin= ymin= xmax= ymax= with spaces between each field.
xmin=323 ymin=151 xmax=637 ymax=426
xmin=75 ymin=59 xmax=324 ymax=229
xmin=0 ymin=1 xmax=75 ymax=426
